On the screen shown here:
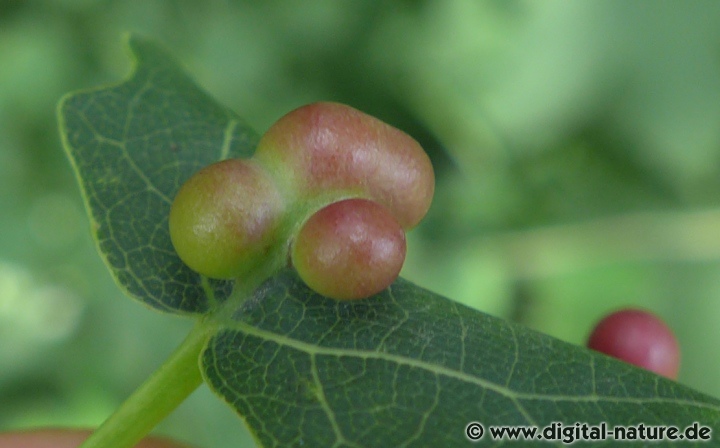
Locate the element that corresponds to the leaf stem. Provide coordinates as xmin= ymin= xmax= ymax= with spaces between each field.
xmin=79 ymin=320 xmax=213 ymax=448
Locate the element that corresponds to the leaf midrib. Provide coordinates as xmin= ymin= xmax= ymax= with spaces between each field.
xmin=219 ymin=318 xmax=720 ymax=412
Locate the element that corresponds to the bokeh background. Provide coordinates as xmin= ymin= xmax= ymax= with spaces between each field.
xmin=2 ymin=1 xmax=720 ymax=446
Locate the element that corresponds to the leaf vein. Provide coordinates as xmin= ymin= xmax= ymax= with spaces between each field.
xmin=225 ymin=320 xmax=720 ymax=413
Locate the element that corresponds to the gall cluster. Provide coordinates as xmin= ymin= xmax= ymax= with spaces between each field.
xmin=169 ymin=102 xmax=434 ymax=300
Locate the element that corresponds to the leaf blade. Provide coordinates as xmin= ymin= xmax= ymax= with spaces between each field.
xmin=203 ymin=269 xmax=720 ymax=447
xmin=58 ymin=36 xmax=259 ymax=313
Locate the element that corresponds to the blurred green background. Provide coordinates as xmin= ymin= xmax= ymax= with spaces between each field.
xmin=2 ymin=1 xmax=720 ymax=446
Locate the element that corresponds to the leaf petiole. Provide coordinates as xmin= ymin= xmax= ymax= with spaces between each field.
xmin=79 ymin=320 xmax=214 ymax=448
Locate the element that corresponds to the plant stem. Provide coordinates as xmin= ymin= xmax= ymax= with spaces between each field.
xmin=79 ymin=320 xmax=213 ymax=448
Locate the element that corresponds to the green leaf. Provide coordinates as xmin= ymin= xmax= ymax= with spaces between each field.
xmin=57 ymin=35 xmax=720 ymax=448
xmin=57 ymin=36 xmax=258 ymax=314
xmin=203 ymin=269 xmax=720 ymax=447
